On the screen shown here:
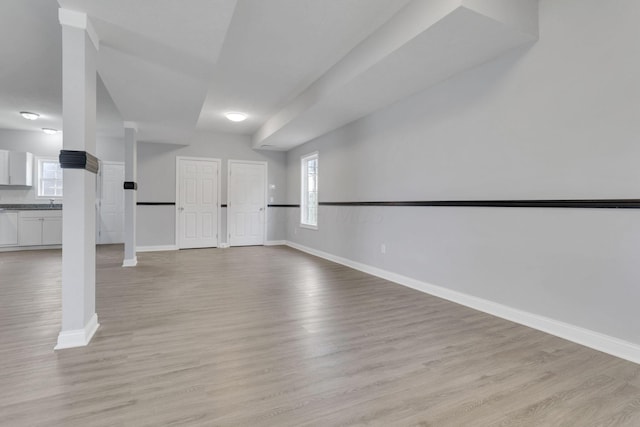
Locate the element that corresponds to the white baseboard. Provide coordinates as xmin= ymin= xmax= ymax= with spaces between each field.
xmin=136 ymin=245 xmax=178 ymax=252
xmin=219 ymin=241 xmax=284 ymax=248
xmin=285 ymin=241 xmax=640 ymax=365
xmin=55 ymin=313 xmax=100 ymax=350
xmin=0 ymin=245 xmax=61 ymax=252
xmin=122 ymin=257 xmax=138 ymax=267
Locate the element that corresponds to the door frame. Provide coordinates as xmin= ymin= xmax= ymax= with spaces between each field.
xmin=227 ymin=159 xmax=268 ymax=246
xmin=175 ymin=156 xmax=222 ymax=249
xmin=97 ymin=160 xmax=125 ymax=244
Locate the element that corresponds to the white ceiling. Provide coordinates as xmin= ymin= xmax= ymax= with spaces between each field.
xmin=0 ymin=0 xmax=123 ymax=139
xmin=196 ymin=0 xmax=412 ymax=135
xmin=0 ymin=0 xmax=538 ymax=149
xmin=58 ymin=0 xmax=238 ymax=145
xmin=0 ymin=1 xmax=63 ymax=134
xmin=253 ymin=0 xmax=539 ymax=150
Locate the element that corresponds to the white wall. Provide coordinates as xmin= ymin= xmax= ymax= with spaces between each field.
xmin=285 ymin=0 xmax=640 ymax=347
xmin=137 ymin=131 xmax=287 ymax=247
xmin=96 ymin=136 xmax=125 ymax=164
xmin=0 ymin=129 xmax=124 ymax=204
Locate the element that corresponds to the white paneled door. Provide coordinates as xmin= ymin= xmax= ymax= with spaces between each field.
xmin=228 ymin=160 xmax=266 ymax=246
xmin=177 ymin=157 xmax=220 ymax=249
xmin=98 ymin=162 xmax=125 ymax=244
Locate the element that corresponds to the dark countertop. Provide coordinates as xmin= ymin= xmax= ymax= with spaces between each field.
xmin=0 ymin=204 xmax=62 ymax=211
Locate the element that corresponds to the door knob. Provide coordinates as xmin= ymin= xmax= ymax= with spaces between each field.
xmin=179 ymin=207 xmax=185 ymax=212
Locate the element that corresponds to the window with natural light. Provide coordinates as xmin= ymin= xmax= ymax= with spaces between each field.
xmin=300 ymin=152 xmax=318 ymax=229
xmin=37 ymin=158 xmax=63 ymax=198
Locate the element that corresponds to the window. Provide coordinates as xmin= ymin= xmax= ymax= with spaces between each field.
xmin=300 ymin=152 xmax=318 ymax=229
xmin=37 ymin=158 xmax=63 ymax=198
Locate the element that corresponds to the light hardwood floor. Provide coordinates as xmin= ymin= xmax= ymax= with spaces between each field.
xmin=1 ymin=245 xmax=639 ymax=426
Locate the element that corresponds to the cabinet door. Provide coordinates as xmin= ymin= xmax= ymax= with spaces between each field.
xmin=0 ymin=212 xmax=18 ymax=246
xmin=9 ymin=152 xmax=33 ymax=186
xmin=19 ymin=217 xmax=43 ymax=246
xmin=0 ymin=150 xmax=9 ymax=185
xmin=42 ymin=217 xmax=62 ymax=245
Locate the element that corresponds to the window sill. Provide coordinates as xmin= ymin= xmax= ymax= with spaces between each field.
xmin=300 ymin=223 xmax=318 ymax=231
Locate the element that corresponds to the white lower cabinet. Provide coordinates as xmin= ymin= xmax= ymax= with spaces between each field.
xmin=42 ymin=216 xmax=62 ymax=245
xmin=18 ymin=211 xmax=62 ymax=246
xmin=0 ymin=212 xmax=19 ymax=246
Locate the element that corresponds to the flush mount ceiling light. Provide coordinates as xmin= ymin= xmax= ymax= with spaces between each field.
xmin=225 ymin=112 xmax=248 ymax=122
xmin=42 ymin=128 xmax=60 ymax=135
xmin=20 ymin=111 xmax=40 ymax=120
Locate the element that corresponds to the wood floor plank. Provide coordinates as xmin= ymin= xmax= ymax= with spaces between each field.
xmin=0 ymin=244 xmax=638 ymax=426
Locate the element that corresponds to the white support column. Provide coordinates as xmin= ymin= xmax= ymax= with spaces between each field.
xmin=55 ymin=9 xmax=100 ymax=350
xmin=123 ymin=122 xmax=138 ymax=267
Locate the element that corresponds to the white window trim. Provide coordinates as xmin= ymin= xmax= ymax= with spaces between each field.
xmin=36 ymin=157 xmax=63 ymax=199
xmin=300 ymin=151 xmax=319 ymax=230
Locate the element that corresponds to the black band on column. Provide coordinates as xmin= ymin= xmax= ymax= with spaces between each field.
xmin=59 ymin=150 xmax=99 ymax=174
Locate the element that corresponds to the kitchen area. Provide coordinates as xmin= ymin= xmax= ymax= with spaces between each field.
xmin=0 ymin=205 xmax=62 ymax=249
xmin=0 ymin=149 xmax=62 ymax=250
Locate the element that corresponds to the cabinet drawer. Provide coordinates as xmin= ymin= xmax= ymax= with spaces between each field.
xmin=19 ymin=210 xmax=62 ymax=219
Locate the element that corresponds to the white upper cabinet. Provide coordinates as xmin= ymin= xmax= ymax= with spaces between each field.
xmin=0 ymin=150 xmax=8 ymax=185
xmin=0 ymin=151 xmax=33 ymax=186
xmin=9 ymin=151 xmax=33 ymax=186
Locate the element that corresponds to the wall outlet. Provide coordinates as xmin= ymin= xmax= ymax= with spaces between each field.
xmin=381 ymin=243 xmax=386 ymax=254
